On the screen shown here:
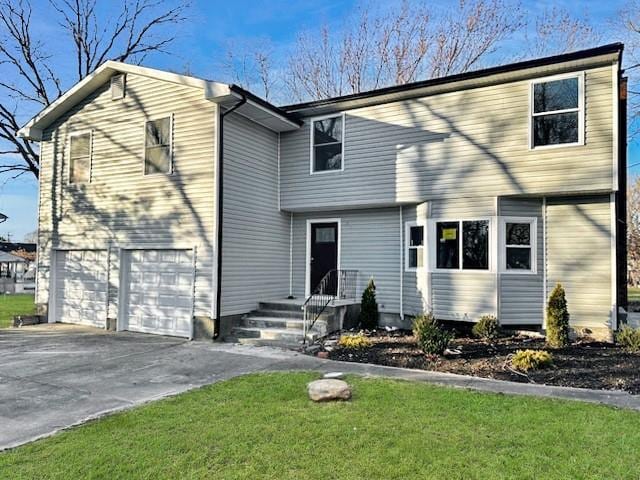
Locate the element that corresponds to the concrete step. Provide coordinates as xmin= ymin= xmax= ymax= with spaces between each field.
xmin=253 ymin=309 xmax=304 ymax=320
xmin=230 ymin=326 xmax=318 ymax=343
xmin=223 ymin=336 xmax=304 ymax=349
xmin=241 ymin=316 xmax=327 ymax=334
xmin=258 ymin=301 xmax=303 ymax=312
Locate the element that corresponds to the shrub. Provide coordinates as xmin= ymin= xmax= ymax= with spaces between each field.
xmin=472 ymin=315 xmax=500 ymax=339
xmin=359 ymin=278 xmax=379 ymax=330
xmin=616 ymin=326 xmax=640 ymax=353
xmin=546 ymin=283 xmax=570 ymax=348
xmin=511 ymin=349 xmax=554 ymax=372
xmin=412 ymin=313 xmax=453 ymax=355
xmin=337 ymin=333 xmax=372 ymax=349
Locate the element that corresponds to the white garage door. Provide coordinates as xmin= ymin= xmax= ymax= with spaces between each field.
xmin=55 ymin=250 xmax=108 ymax=327
xmin=122 ymin=249 xmax=194 ymax=338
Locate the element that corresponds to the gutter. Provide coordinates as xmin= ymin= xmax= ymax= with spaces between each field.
xmin=213 ymin=95 xmax=247 ymax=339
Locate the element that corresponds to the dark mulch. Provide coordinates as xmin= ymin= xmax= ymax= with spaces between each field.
xmin=322 ymin=330 xmax=640 ymax=394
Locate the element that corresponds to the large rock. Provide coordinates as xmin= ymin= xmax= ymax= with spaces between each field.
xmin=307 ymin=379 xmax=352 ymax=402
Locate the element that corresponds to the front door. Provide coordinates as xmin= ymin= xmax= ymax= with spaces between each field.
xmin=310 ymin=222 xmax=338 ymax=295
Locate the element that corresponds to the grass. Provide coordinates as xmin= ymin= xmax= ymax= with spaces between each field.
xmin=0 ymin=293 xmax=35 ymax=328
xmin=629 ymin=286 xmax=640 ymax=302
xmin=2 ymin=373 xmax=640 ymax=479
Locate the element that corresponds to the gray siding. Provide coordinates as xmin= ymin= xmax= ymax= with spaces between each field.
xmin=430 ymin=197 xmax=497 ymax=321
xmin=499 ymin=197 xmax=544 ymax=325
xmin=220 ymin=113 xmax=290 ymax=316
xmin=280 ymin=65 xmax=614 ymax=210
xmin=291 ymin=208 xmax=406 ymax=314
xmin=37 ymin=73 xmax=216 ymax=318
xmin=546 ymin=195 xmax=613 ymax=329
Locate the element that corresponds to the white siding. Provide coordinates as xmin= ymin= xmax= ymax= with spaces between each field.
xmin=280 ymin=65 xmax=614 ymax=210
xmin=220 ymin=113 xmax=290 ymax=316
xmin=37 ymin=73 xmax=216 ymax=318
xmin=546 ymin=195 xmax=613 ymax=329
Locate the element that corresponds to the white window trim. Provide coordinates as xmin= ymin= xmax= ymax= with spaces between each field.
xmin=309 ymin=112 xmax=345 ymax=175
xmin=528 ymin=71 xmax=585 ymax=150
xmin=68 ymin=129 xmax=93 ymax=185
xmin=405 ymin=221 xmax=425 ymax=272
xmin=305 ymin=218 xmax=341 ymax=297
xmin=500 ymin=216 xmax=537 ymax=275
xmin=143 ymin=114 xmax=174 ymax=176
xmin=428 ymin=217 xmax=494 ymax=273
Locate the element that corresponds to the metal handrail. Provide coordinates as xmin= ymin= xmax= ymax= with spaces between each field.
xmin=302 ymin=269 xmax=358 ymax=343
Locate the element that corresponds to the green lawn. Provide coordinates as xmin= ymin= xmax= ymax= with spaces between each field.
xmin=0 ymin=293 xmax=35 ymax=328
xmin=629 ymin=286 xmax=640 ymax=302
xmin=2 ymin=373 xmax=640 ymax=479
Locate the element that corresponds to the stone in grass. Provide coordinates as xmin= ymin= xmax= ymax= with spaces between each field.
xmin=307 ymin=379 xmax=352 ymax=402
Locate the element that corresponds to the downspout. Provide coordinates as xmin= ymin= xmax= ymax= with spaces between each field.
xmin=399 ymin=206 xmax=404 ymax=320
xmin=213 ymin=95 xmax=247 ymax=339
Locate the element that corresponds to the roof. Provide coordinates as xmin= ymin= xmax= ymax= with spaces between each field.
xmin=0 ymin=242 xmax=36 ymax=254
xmin=282 ymin=43 xmax=624 ymax=115
xmin=18 ymin=62 xmax=301 ymax=140
xmin=0 ymin=251 xmax=28 ymax=263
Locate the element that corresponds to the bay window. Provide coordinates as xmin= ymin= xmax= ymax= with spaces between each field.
xmin=501 ymin=217 xmax=536 ymax=273
xmin=405 ymin=222 xmax=425 ymax=271
xmin=434 ymin=219 xmax=489 ymax=271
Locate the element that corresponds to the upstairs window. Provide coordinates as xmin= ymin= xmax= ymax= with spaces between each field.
xmin=144 ymin=116 xmax=172 ymax=175
xmin=311 ymin=114 xmax=343 ymax=173
xmin=531 ymin=74 xmax=583 ymax=148
xmin=69 ymin=131 xmax=92 ymax=184
xmin=435 ymin=220 xmax=489 ymax=271
xmin=405 ymin=222 xmax=424 ymax=271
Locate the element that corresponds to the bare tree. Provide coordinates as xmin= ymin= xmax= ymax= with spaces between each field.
xmin=221 ymin=38 xmax=275 ymax=100
xmin=282 ymin=0 xmax=523 ymax=103
xmin=0 ymin=0 xmax=188 ymax=179
xmin=524 ymin=6 xmax=599 ymax=59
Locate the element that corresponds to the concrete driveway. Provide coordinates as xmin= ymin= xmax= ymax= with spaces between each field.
xmin=0 ymin=324 xmax=323 ymax=450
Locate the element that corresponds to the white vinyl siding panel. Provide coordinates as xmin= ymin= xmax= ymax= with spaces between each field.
xmin=220 ymin=113 xmax=290 ymax=316
xmin=280 ymin=65 xmax=614 ymax=210
xmin=499 ymin=197 xmax=544 ymax=325
xmin=546 ymin=195 xmax=613 ymax=329
xmin=37 ymin=73 xmax=216 ymax=319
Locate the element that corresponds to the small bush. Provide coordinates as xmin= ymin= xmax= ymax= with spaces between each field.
xmin=616 ymin=326 xmax=640 ymax=353
xmin=337 ymin=333 xmax=372 ymax=349
xmin=472 ymin=315 xmax=500 ymax=339
xmin=546 ymin=283 xmax=570 ymax=348
xmin=511 ymin=349 xmax=554 ymax=372
xmin=412 ymin=313 xmax=453 ymax=355
xmin=359 ymin=278 xmax=379 ymax=330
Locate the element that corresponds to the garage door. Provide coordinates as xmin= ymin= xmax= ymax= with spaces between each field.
xmin=122 ymin=249 xmax=194 ymax=338
xmin=55 ymin=250 xmax=108 ymax=327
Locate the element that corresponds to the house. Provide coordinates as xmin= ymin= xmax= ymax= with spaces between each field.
xmin=17 ymin=43 xmax=627 ymax=343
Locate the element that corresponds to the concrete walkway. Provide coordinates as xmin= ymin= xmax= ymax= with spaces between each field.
xmin=2 ymin=325 xmax=639 ymax=451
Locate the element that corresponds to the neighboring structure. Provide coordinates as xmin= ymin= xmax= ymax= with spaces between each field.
xmin=18 ymin=43 xmax=627 ymax=342
xmin=0 ymin=247 xmax=36 ymax=293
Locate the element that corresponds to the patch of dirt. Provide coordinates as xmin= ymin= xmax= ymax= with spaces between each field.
xmin=321 ymin=331 xmax=640 ymax=394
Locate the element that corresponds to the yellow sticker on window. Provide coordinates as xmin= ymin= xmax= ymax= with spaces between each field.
xmin=442 ymin=228 xmax=457 ymax=241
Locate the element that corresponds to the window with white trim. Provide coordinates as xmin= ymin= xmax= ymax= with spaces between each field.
xmin=501 ymin=218 xmax=536 ymax=273
xmin=405 ymin=222 xmax=424 ymax=270
xmin=69 ymin=131 xmax=92 ymax=184
xmin=531 ymin=74 xmax=583 ymax=147
xmin=435 ymin=220 xmax=489 ymax=270
xmin=311 ymin=114 xmax=343 ymax=173
xmin=144 ymin=116 xmax=172 ymax=175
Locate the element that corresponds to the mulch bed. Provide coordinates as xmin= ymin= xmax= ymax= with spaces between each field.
xmin=319 ymin=330 xmax=640 ymax=394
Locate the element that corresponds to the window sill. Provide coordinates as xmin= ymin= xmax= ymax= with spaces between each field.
xmin=310 ymin=168 xmax=344 ymax=176
xmin=529 ymin=141 xmax=584 ymax=151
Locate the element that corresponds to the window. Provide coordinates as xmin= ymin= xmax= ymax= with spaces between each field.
xmin=405 ymin=223 xmax=424 ymax=270
xmin=531 ymin=74 xmax=583 ymax=148
xmin=435 ymin=220 xmax=489 ymax=271
xmin=501 ymin=218 xmax=536 ymax=273
xmin=110 ymin=74 xmax=126 ymax=100
xmin=311 ymin=114 xmax=343 ymax=173
xmin=69 ymin=132 xmax=91 ymax=184
xmin=144 ymin=116 xmax=172 ymax=175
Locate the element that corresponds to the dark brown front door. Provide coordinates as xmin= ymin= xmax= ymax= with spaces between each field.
xmin=310 ymin=222 xmax=338 ymax=295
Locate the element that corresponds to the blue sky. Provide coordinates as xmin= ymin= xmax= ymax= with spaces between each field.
xmin=0 ymin=0 xmax=637 ymax=241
